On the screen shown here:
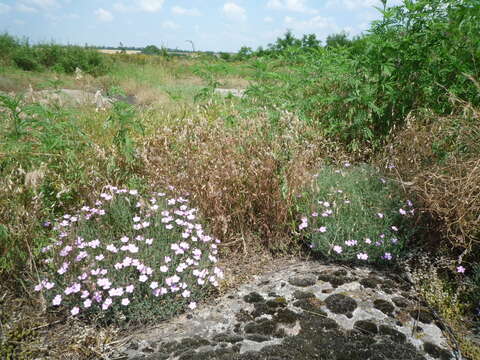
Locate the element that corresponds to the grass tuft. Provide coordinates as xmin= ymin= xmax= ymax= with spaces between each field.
xmin=298 ymin=165 xmax=414 ymax=263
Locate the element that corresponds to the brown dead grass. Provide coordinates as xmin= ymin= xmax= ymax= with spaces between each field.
xmin=119 ymin=77 xmax=170 ymax=106
xmin=382 ymin=102 xmax=480 ymax=254
xmin=219 ymin=76 xmax=251 ymax=89
xmin=143 ymin=107 xmax=339 ymax=252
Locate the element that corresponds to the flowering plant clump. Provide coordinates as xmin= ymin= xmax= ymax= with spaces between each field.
xmin=299 ymin=165 xmax=415 ymax=264
xmin=34 ymin=186 xmax=223 ymax=324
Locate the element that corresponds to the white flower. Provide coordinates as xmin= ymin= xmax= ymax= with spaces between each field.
xmin=52 ymin=295 xmax=62 ymax=306
xmin=71 ymin=307 xmax=80 ymax=316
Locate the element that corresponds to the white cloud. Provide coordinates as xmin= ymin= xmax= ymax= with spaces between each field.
xmin=171 ymin=6 xmax=201 ymax=16
xmin=138 ymin=0 xmax=164 ymax=13
xmin=25 ymin=0 xmax=57 ymax=8
xmin=0 ymin=3 xmax=11 ymax=14
xmin=283 ymin=15 xmax=338 ymax=32
xmin=326 ymin=0 xmax=403 ymax=11
xmin=267 ymin=0 xmax=318 ymax=14
xmin=162 ymin=20 xmax=179 ymax=30
xmin=223 ymin=2 xmax=247 ymax=22
xmin=113 ymin=2 xmax=130 ymax=12
xmin=264 ymin=16 xmax=273 ymax=22
xmin=94 ymin=8 xmax=114 ymax=22
xmin=17 ymin=3 xmax=37 ymax=12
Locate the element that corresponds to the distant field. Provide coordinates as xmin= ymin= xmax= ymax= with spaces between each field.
xmin=98 ymin=49 xmax=142 ymax=54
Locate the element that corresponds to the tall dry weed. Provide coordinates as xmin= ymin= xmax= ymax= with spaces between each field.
xmin=383 ymin=102 xmax=480 ymax=254
xmin=143 ymin=107 xmax=336 ymax=252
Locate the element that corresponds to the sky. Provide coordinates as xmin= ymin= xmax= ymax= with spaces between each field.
xmin=0 ymin=0 xmax=404 ymax=52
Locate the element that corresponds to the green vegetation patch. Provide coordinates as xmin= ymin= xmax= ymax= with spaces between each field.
xmin=35 ymin=188 xmax=223 ymax=325
xmin=298 ymin=165 xmax=414 ymax=264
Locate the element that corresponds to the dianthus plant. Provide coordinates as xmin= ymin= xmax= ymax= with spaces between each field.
xmin=34 ymin=186 xmax=223 ymax=323
xmin=298 ymin=165 xmax=415 ymax=264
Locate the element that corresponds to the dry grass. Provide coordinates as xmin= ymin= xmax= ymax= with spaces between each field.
xmin=218 ymin=76 xmax=251 ymax=89
xmin=143 ymin=105 xmax=340 ymax=253
xmin=382 ymin=103 xmax=480 ymax=254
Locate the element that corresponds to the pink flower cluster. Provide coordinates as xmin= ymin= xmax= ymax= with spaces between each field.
xmin=35 ymin=186 xmax=223 ymax=318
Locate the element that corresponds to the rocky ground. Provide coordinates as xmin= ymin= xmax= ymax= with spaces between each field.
xmin=111 ymin=259 xmax=456 ymax=360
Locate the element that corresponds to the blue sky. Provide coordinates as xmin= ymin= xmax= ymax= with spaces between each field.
xmin=0 ymin=0 xmax=403 ymax=52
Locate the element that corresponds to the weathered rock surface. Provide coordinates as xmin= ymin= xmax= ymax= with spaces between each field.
xmin=113 ymin=260 xmax=455 ymax=360
xmin=24 ymin=88 xmax=137 ymax=109
xmin=214 ymin=88 xmax=245 ymax=98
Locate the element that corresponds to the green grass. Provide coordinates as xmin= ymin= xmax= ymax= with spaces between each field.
xmin=298 ymin=165 xmax=413 ymax=263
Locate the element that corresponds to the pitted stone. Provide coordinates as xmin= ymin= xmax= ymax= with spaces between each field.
xmin=325 ymin=293 xmax=357 ymax=315
xmin=288 ymin=276 xmax=316 ymax=287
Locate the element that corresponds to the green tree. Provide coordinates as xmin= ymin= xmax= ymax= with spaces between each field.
xmin=142 ymin=45 xmax=162 ymax=55
xmin=301 ymin=34 xmax=321 ymax=49
xmin=325 ymin=32 xmax=351 ymax=48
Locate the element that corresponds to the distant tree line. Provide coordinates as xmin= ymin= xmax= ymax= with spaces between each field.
xmin=231 ymin=30 xmax=357 ymax=61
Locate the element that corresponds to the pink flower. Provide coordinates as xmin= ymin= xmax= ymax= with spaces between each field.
xmin=333 ymin=245 xmax=343 ymax=254
xmin=357 ymin=253 xmax=368 ymax=260
xmin=52 ymin=295 xmax=62 ymax=306
xmin=97 ymin=278 xmax=112 ymax=289
xmin=121 ymin=298 xmax=130 ymax=306
xmin=377 ymin=213 xmax=384 ymax=218
xmin=125 ymin=285 xmax=134 ymax=293
xmin=71 ymin=307 xmax=80 ymax=316
xmin=102 ymin=298 xmax=112 ymax=310
xmin=89 ymin=239 xmax=100 ymax=248
xmin=139 ymin=274 xmax=148 ymax=282
xmin=316 ymin=226 xmax=327 ymax=233
xmin=188 ymin=302 xmax=197 ymax=310
xmin=457 ymin=266 xmax=466 ymax=273
xmin=84 ymin=299 xmax=92 ymax=308
xmin=106 ymin=244 xmax=118 ymax=253
xmin=109 ymin=287 xmax=124 ymax=297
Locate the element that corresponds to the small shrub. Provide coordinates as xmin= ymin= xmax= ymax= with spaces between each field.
xmin=0 ymin=33 xmax=20 ymax=65
xmin=13 ymin=46 xmax=40 ymax=71
xmin=298 ymin=164 xmax=414 ymax=263
xmin=34 ymin=187 xmax=223 ymax=325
